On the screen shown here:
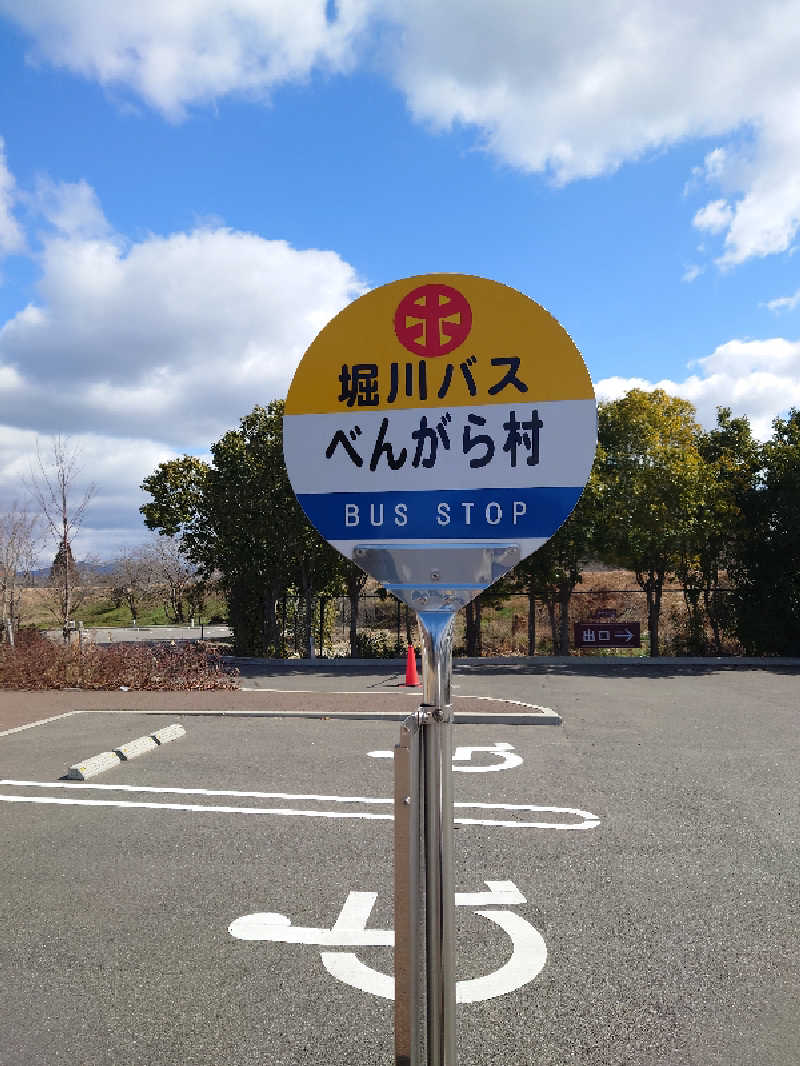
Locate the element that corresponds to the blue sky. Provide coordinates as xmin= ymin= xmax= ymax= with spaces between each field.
xmin=1 ymin=1 xmax=800 ymax=561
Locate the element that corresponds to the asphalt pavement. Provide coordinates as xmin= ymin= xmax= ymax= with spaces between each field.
xmin=0 ymin=663 xmax=798 ymax=1065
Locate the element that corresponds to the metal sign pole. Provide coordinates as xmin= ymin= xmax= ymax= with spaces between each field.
xmin=394 ymin=711 xmax=422 ymax=1066
xmin=395 ymin=612 xmax=456 ymax=1066
xmin=419 ymin=611 xmax=457 ymax=1066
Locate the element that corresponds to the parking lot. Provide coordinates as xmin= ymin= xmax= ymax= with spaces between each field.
xmin=1 ymin=663 xmax=798 ymax=1065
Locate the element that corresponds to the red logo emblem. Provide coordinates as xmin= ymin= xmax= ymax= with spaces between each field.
xmin=394 ymin=283 xmax=472 ymax=358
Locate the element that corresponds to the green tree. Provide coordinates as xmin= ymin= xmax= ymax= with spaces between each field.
xmin=140 ymin=456 xmax=210 ymax=543
xmin=727 ymin=409 xmax=800 ymax=654
xmin=595 ymin=389 xmax=705 ymax=656
xmin=674 ymin=407 xmax=759 ymax=654
xmin=507 ymin=479 xmax=598 ymax=655
xmin=141 ymin=402 xmax=342 ymax=656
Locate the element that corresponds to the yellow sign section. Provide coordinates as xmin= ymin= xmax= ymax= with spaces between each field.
xmin=285 ymin=274 xmax=593 ymax=416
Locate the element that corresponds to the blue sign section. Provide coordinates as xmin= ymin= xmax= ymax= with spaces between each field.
xmin=297 ymin=486 xmax=583 ymax=540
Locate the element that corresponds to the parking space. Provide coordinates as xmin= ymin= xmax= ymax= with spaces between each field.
xmin=1 ymin=669 xmax=798 ymax=1065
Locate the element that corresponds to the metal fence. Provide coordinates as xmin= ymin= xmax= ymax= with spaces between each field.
xmin=323 ymin=586 xmax=736 ymax=658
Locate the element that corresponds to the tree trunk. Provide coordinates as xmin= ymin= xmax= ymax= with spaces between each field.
xmin=645 ymin=578 xmax=663 ymax=656
xmin=346 ymin=571 xmax=363 ymax=657
xmin=304 ymin=586 xmax=315 ymax=658
xmin=558 ymin=582 xmax=571 ymax=655
xmin=465 ymin=600 xmax=483 ymax=656
xmin=349 ymin=590 xmax=359 ymax=656
xmin=264 ymin=581 xmax=281 ymax=654
xmin=704 ymin=587 xmax=722 ymax=655
xmin=546 ymin=599 xmax=558 ymax=654
xmin=318 ymin=595 xmax=326 ymax=657
xmin=527 ymin=590 xmax=536 ymax=656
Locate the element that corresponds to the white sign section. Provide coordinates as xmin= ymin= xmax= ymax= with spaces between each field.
xmin=229 ymin=879 xmax=547 ymax=1004
xmin=284 ymin=274 xmax=596 ymax=598
xmin=368 ymin=740 xmax=523 ymax=773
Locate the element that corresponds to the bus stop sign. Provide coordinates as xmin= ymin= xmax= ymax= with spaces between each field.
xmin=284 ymin=273 xmax=596 ymax=607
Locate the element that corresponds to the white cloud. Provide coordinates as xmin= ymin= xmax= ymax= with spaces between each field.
xmin=682 ymin=264 xmax=703 ymax=284
xmin=30 ymin=177 xmax=112 ymax=240
xmin=0 ymin=0 xmax=370 ymax=119
xmin=596 ymin=336 xmax=800 ymax=440
xmin=0 ymin=178 xmax=365 ymax=557
xmin=0 ymin=137 xmax=24 ymax=256
xmin=693 ymin=199 xmax=734 ymax=235
xmin=5 ymin=1 xmax=800 ymax=265
xmin=0 ymin=216 xmax=365 ymax=445
xmin=765 ymin=288 xmax=800 ymax=312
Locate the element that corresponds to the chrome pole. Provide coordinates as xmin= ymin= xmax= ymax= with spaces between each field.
xmin=394 ymin=712 xmax=423 ymax=1066
xmin=418 ymin=611 xmax=457 ymax=1066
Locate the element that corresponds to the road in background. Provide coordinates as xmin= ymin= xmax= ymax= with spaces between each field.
xmin=45 ymin=624 xmax=232 ymax=644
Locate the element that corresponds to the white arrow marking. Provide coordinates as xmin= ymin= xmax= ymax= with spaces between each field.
xmin=228 ymin=894 xmax=394 ymax=946
xmin=452 ymin=742 xmax=523 ymax=772
xmin=367 ymin=741 xmax=523 ymax=772
xmin=229 ymin=880 xmax=547 ymax=1004
xmin=454 ymin=880 xmax=526 ymax=907
xmin=318 ymin=910 xmax=547 ymax=1003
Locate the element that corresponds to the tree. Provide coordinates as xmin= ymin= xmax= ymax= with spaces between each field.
xmin=674 ymin=408 xmax=760 ymax=654
xmin=0 ymin=505 xmax=39 ymax=642
xmin=507 ymin=480 xmax=598 ymax=655
xmin=341 ymin=558 xmax=368 ymax=657
xmin=28 ymin=436 xmax=95 ymax=641
xmin=110 ymin=547 xmax=156 ymax=625
xmin=141 ymin=402 xmax=342 ymax=656
xmin=143 ymin=535 xmax=201 ymax=624
xmin=140 ymin=455 xmax=211 ymax=550
xmin=727 ymin=409 xmax=800 ymax=654
xmin=594 ymin=389 xmax=704 ymax=656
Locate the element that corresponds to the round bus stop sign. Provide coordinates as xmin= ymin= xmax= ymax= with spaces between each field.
xmin=284 ymin=273 xmax=596 ymax=611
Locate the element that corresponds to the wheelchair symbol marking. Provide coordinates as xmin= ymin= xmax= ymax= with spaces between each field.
xmin=228 ymin=879 xmax=547 ymax=1003
xmin=368 ymin=740 xmax=523 ymax=772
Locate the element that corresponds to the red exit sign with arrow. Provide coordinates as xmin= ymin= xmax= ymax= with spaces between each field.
xmin=574 ymin=622 xmax=641 ymax=649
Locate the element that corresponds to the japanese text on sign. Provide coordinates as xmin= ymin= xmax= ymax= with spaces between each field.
xmin=338 ymin=357 xmax=528 ymax=407
xmin=326 ymin=410 xmax=543 ymax=471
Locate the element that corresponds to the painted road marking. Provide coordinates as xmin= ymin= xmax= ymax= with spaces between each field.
xmin=0 ymin=711 xmax=79 ymax=739
xmin=0 ymin=780 xmax=600 ymax=829
xmin=368 ymin=740 xmax=523 ymax=772
xmin=229 ymin=879 xmax=547 ymax=1003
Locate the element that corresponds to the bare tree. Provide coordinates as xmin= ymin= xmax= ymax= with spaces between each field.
xmin=27 ymin=436 xmax=96 ymax=641
xmin=110 ymin=547 xmax=157 ymax=625
xmin=0 ymin=504 xmax=40 ymax=643
xmin=144 ymin=535 xmax=200 ymax=623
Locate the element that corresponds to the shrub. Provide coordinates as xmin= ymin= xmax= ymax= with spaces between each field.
xmin=0 ymin=629 xmax=238 ymax=690
xmin=351 ymin=630 xmax=406 ymax=659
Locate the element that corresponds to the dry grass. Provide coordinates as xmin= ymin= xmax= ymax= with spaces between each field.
xmin=0 ymin=628 xmax=239 ymax=690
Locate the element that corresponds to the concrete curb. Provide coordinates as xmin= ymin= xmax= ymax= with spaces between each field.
xmin=66 ymin=722 xmax=187 ymax=779
xmin=227 ymin=654 xmax=800 ymax=670
xmin=104 ymin=707 xmax=560 ymax=725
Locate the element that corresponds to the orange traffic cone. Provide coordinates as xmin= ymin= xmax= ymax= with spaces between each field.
xmin=405 ymin=644 xmax=420 ymax=686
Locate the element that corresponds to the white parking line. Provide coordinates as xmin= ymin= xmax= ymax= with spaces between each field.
xmin=0 ymin=779 xmax=600 ymax=829
xmin=0 ymin=711 xmax=79 ymax=738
